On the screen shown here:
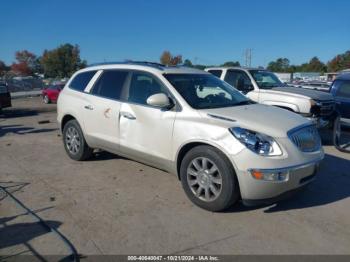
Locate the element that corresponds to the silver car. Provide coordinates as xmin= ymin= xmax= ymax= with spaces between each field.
xmin=57 ymin=62 xmax=324 ymax=211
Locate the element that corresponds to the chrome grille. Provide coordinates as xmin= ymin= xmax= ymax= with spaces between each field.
xmin=289 ymin=125 xmax=321 ymax=152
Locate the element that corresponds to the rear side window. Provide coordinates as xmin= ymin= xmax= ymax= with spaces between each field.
xmin=69 ymin=71 xmax=97 ymax=92
xmin=208 ymin=70 xmax=223 ymax=78
xmin=91 ymin=70 xmax=129 ymax=100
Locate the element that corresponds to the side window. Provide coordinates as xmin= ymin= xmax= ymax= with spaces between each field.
xmin=335 ymin=80 xmax=350 ymax=98
xmin=91 ymin=70 xmax=128 ymax=100
xmin=208 ymin=70 xmax=223 ymax=78
xmin=127 ymin=72 xmax=168 ymax=105
xmin=69 ymin=71 xmax=97 ymax=92
xmin=224 ymin=70 xmax=252 ymax=91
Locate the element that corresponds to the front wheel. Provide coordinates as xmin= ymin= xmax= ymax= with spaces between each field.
xmin=62 ymin=119 xmax=93 ymax=161
xmin=180 ymin=145 xmax=240 ymax=212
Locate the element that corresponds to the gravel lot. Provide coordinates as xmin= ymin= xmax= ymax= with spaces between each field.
xmin=1 ymin=97 xmax=350 ymax=258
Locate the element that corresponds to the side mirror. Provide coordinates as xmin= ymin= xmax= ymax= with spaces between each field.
xmin=146 ymin=93 xmax=172 ymax=109
xmin=245 ymin=84 xmax=254 ymax=91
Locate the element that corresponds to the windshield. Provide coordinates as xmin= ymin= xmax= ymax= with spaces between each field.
xmin=249 ymin=70 xmax=284 ymax=89
xmin=164 ymin=73 xmax=252 ymax=109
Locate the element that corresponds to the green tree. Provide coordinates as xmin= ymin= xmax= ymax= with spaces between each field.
xmin=267 ymin=58 xmax=290 ymax=72
xmin=221 ymin=61 xmax=240 ymax=67
xmin=183 ymin=59 xmax=193 ymax=67
xmin=41 ymin=43 xmax=86 ymax=78
xmin=306 ymin=57 xmax=327 ymax=72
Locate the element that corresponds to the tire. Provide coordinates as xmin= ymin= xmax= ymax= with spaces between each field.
xmin=62 ymin=119 xmax=93 ymax=161
xmin=180 ymin=145 xmax=239 ymax=212
xmin=43 ymin=95 xmax=50 ymax=104
xmin=333 ymin=116 xmax=349 ymax=153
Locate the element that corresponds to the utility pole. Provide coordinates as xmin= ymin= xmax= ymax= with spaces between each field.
xmin=245 ymin=48 xmax=252 ymax=67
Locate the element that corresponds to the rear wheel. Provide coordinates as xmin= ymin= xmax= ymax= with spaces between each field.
xmin=63 ymin=119 xmax=93 ymax=161
xmin=180 ymin=145 xmax=239 ymax=212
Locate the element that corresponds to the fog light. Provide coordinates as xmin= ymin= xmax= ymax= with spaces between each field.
xmin=250 ymin=169 xmax=289 ymax=182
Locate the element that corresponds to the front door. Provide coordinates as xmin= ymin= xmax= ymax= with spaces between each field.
xmin=119 ymin=71 xmax=177 ymax=169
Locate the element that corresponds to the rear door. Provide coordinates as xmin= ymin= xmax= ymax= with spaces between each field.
xmin=332 ymin=80 xmax=350 ymax=119
xmin=118 ymin=71 xmax=177 ymax=169
xmin=83 ymin=70 xmax=129 ymax=151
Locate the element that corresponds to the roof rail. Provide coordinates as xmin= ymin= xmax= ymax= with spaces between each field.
xmin=87 ymin=61 xmax=166 ymax=70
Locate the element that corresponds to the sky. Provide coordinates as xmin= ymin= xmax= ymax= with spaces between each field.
xmin=0 ymin=0 xmax=349 ymax=67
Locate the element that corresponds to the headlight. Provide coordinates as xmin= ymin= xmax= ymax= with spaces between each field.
xmin=310 ymin=99 xmax=322 ymax=106
xmin=229 ymin=127 xmax=282 ymax=156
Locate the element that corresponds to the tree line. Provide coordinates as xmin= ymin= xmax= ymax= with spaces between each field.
xmin=266 ymin=51 xmax=350 ymax=73
xmin=0 ymin=43 xmax=86 ymax=78
xmin=160 ymin=50 xmax=350 ymax=73
xmin=1 ymin=47 xmax=349 ymax=78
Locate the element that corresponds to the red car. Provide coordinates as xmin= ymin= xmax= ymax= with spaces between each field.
xmin=42 ymin=84 xmax=64 ymax=104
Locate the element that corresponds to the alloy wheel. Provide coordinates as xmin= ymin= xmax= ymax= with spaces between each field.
xmin=65 ymin=126 xmax=81 ymax=155
xmin=186 ymin=157 xmax=222 ymax=202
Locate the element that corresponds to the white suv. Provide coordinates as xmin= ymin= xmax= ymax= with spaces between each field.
xmin=57 ymin=62 xmax=324 ymax=211
xmin=205 ymin=67 xmax=336 ymax=128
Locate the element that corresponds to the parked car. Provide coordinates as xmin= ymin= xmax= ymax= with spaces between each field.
xmin=42 ymin=83 xmax=64 ymax=103
xmin=330 ymin=73 xmax=350 ymax=121
xmin=57 ymin=62 xmax=324 ymax=211
xmin=0 ymin=82 xmax=12 ymax=111
xmin=330 ymin=74 xmax=350 ymax=152
xmin=206 ymin=67 xmax=336 ymax=128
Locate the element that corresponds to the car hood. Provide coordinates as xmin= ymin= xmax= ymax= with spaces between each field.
xmin=271 ymin=86 xmax=333 ymax=101
xmin=199 ymin=103 xmax=311 ymax=138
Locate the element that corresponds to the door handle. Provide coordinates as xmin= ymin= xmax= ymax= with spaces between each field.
xmin=84 ymin=105 xmax=94 ymax=110
xmin=120 ymin=111 xmax=136 ymax=120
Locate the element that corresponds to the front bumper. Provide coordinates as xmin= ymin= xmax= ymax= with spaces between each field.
xmin=307 ymin=111 xmax=339 ymax=129
xmin=241 ymin=160 xmax=319 ymax=206
xmin=230 ymin=136 xmax=324 ymax=204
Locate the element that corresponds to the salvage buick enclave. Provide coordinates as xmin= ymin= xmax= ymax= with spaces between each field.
xmin=57 ymin=62 xmax=324 ymax=211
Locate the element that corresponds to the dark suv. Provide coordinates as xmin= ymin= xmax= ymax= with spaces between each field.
xmin=330 ymin=73 xmax=350 ymax=152
xmin=330 ymin=73 xmax=350 ymax=120
xmin=0 ymin=82 xmax=11 ymax=111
